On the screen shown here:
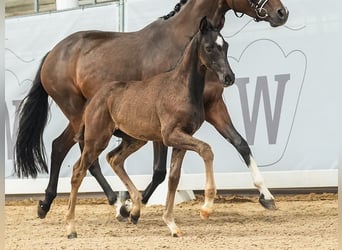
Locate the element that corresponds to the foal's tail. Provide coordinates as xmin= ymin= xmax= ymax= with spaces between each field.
xmin=14 ymin=53 xmax=50 ymax=178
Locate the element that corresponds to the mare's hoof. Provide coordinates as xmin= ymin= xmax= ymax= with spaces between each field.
xmin=130 ymin=214 xmax=140 ymax=225
xmin=67 ymin=232 xmax=78 ymax=239
xmin=107 ymin=193 xmax=118 ymax=205
xmin=259 ymin=195 xmax=277 ymax=210
xmin=37 ymin=200 xmax=49 ymax=219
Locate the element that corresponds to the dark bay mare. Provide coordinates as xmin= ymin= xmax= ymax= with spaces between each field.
xmin=66 ymin=17 xmax=234 ymax=238
xmin=14 ymin=0 xmax=288 ymax=219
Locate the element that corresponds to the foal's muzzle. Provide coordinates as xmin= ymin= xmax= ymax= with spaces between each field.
xmin=223 ymin=73 xmax=235 ymax=87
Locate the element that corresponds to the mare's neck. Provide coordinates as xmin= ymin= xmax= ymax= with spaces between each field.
xmin=167 ymin=0 xmax=228 ymax=44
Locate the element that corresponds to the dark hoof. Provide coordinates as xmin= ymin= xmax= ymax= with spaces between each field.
xmin=67 ymin=232 xmax=78 ymax=239
xmin=130 ymin=214 xmax=140 ymax=225
xmin=259 ymin=194 xmax=277 ymax=210
xmin=119 ymin=204 xmax=131 ymax=218
xmin=107 ymin=193 xmax=118 ymax=205
xmin=37 ymin=200 xmax=49 ymax=219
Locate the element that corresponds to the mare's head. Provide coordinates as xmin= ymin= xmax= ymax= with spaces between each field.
xmin=197 ymin=17 xmax=235 ymax=87
xmin=227 ymin=0 xmax=289 ymax=27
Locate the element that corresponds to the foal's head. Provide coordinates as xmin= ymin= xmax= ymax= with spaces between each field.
xmin=197 ymin=17 xmax=235 ymax=87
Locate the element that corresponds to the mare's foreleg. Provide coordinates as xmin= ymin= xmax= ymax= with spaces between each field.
xmin=141 ymin=142 xmax=168 ymax=204
xmin=205 ymin=97 xmax=276 ymax=209
xmin=106 ymin=136 xmax=147 ymax=224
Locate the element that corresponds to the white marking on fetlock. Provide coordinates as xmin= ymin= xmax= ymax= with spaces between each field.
xmin=200 ymin=200 xmax=214 ymax=219
xmin=167 ymin=221 xmax=182 ymax=237
xmin=66 ymin=219 xmax=76 ymax=237
xmin=249 ymin=156 xmax=274 ymax=200
xmin=124 ymin=199 xmax=133 ymax=211
xmin=115 ymin=200 xmax=127 ymax=222
xmin=163 ymin=214 xmax=182 ymax=237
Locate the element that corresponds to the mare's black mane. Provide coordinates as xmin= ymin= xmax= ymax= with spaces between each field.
xmin=161 ymin=0 xmax=188 ymax=20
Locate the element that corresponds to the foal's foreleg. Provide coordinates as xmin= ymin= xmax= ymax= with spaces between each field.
xmin=163 ymin=130 xmax=216 ymax=221
xmin=106 ymin=137 xmax=147 ymax=224
xmin=205 ymin=98 xmax=276 ymax=209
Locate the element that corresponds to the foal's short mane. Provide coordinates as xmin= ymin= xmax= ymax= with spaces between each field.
xmin=161 ymin=0 xmax=188 ymax=20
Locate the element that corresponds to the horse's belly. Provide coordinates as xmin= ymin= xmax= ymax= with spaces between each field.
xmin=120 ymin=123 xmax=162 ymax=142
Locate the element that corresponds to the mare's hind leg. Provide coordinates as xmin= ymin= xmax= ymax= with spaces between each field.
xmin=38 ymin=123 xmax=75 ymax=218
xmin=38 ymin=123 xmax=117 ymax=219
xmin=106 ymin=136 xmax=147 ymax=224
xmin=141 ymin=142 xmax=168 ymax=204
xmin=205 ymin=96 xmax=276 ymax=209
xmin=80 ymin=148 xmax=117 ymax=205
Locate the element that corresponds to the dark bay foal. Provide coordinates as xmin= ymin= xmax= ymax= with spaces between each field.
xmin=66 ymin=17 xmax=234 ymax=238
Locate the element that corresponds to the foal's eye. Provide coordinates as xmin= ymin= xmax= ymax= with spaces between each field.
xmin=205 ymin=46 xmax=213 ymax=52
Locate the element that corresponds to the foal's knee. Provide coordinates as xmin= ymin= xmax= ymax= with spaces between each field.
xmin=199 ymin=143 xmax=214 ymax=163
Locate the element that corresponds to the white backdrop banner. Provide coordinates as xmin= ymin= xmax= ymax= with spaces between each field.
xmin=5 ymin=0 xmax=341 ymax=194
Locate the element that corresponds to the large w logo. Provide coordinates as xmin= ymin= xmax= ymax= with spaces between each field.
xmin=220 ymin=39 xmax=307 ymax=166
xmin=235 ymin=74 xmax=290 ymax=145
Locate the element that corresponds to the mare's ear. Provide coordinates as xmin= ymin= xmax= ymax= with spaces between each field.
xmin=199 ymin=16 xmax=209 ymax=33
xmin=216 ymin=15 xmax=225 ymax=30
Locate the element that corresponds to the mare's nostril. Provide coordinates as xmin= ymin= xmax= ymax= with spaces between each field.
xmin=277 ymin=8 xmax=286 ymax=19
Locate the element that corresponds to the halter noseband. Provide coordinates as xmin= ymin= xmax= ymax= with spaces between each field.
xmin=232 ymin=0 xmax=270 ymax=20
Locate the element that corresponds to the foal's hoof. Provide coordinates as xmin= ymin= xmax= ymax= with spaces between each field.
xmin=130 ymin=214 xmax=140 ymax=225
xmin=200 ymin=207 xmax=213 ymax=220
xmin=37 ymin=200 xmax=49 ymax=219
xmin=67 ymin=232 xmax=78 ymax=239
xmin=259 ymin=194 xmax=277 ymax=210
xmin=171 ymin=229 xmax=183 ymax=237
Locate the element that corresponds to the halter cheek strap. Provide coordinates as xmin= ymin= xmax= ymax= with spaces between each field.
xmin=231 ymin=0 xmax=270 ymax=20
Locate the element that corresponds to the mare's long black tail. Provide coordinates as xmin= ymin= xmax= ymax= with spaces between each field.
xmin=14 ymin=53 xmax=50 ymax=178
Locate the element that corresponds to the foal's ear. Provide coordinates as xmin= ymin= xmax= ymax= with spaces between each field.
xmin=199 ymin=16 xmax=209 ymax=33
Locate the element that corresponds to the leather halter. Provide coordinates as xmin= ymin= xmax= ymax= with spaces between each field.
xmin=232 ymin=0 xmax=270 ymax=20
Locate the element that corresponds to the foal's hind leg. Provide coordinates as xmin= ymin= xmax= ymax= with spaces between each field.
xmin=106 ymin=136 xmax=147 ymax=224
xmin=205 ymin=96 xmax=276 ymax=209
xmin=38 ymin=123 xmax=117 ymax=218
